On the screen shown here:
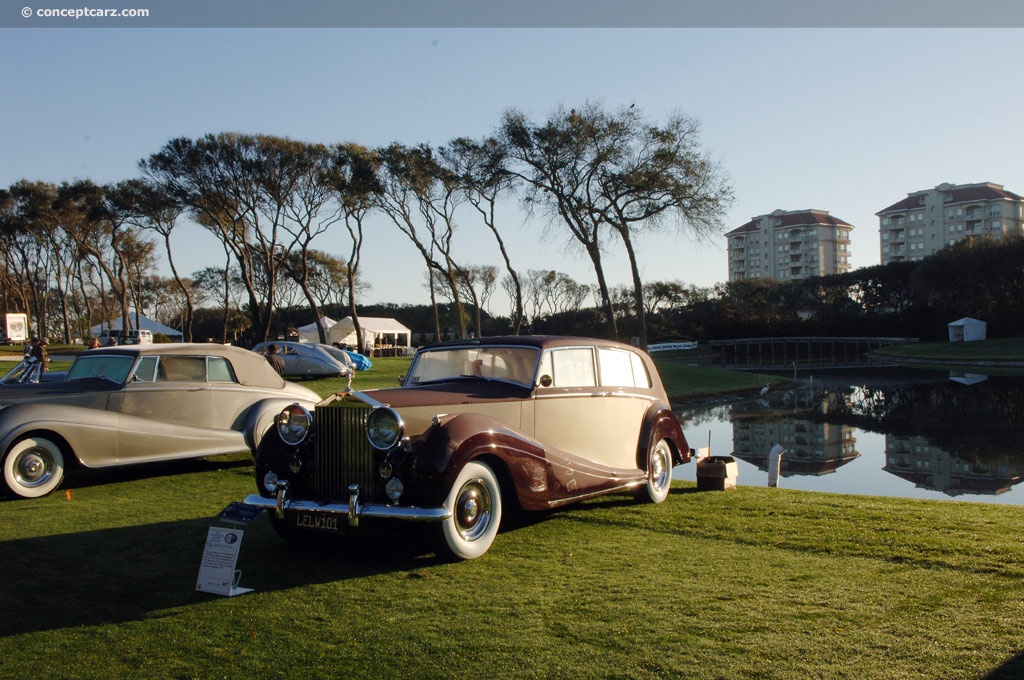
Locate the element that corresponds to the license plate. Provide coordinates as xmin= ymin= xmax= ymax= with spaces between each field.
xmin=290 ymin=511 xmax=343 ymax=533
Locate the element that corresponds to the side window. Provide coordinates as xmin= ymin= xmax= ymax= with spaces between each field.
xmin=207 ymin=357 xmax=237 ymax=383
xmin=156 ymin=357 xmax=207 ymax=382
xmin=132 ymin=356 xmax=159 ymax=382
xmin=543 ymin=348 xmax=596 ymax=387
xmin=598 ymin=348 xmax=634 ymax=387
xmin=597 ymin=348 xmax=652 ymax=388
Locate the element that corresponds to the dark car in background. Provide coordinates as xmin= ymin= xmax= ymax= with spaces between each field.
xmin=244 ymin=335 xmax=691 ymax=560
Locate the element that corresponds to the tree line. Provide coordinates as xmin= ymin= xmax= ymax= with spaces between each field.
xmin=0 ymin=102 xmax=733 ymax=349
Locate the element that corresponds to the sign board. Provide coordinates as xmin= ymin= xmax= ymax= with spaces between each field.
xmin=196 ymin=526 xmax=253 ymax=597
xmin=3 ymin=313 xmax=27 ymax=344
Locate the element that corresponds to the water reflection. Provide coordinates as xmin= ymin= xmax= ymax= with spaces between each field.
xmin=674 ymin=367 xmax=1024 ymax=505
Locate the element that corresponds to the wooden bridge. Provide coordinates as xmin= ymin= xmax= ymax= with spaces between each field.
xmin=709 ymin=336 xmax=919 ymax=370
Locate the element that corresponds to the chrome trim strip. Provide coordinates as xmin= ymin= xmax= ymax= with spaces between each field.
xmin=243 ymin=493 xmax=451 ymax=523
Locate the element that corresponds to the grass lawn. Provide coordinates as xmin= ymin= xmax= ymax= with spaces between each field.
xmin=875 ymin=336 xmax=1024 ymax=362
xmin=1 ymin=469 xmax=1023 ymax=679
xmin=3 ymin=342 xmax=1024 ymax=678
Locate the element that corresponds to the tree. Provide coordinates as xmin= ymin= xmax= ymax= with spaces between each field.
xmin=375 ymin=143 xmax=469 ymax=339
xmin=439 ymin=136 xmax=525 ymax=333
xmin=108 ymin=179 xmax=194 ymax=340
xmin=330 ymin=143 xmax=382 ymax=353
xmin=500 ymin=102 xmax=733 ymax=347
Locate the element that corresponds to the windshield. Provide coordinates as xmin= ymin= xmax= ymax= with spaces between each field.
xmin=66 ymin=355 xmax=136 ymax=383
xmin=405 ymin=346 xmax=539 ymax=388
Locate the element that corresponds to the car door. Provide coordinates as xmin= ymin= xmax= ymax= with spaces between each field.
xmin=116 ymin=354 xmax=213 ymax=462
xmin=592 ymin=347 xmax=652 ymax=469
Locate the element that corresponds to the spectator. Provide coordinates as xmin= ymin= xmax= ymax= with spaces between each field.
xmin=263 ymin=344 xmax=285 ymax=376
xmin=30 ymin=337 xmax=50 ymax=372
xmin=88 ymin=337 xmax=101 ymax=350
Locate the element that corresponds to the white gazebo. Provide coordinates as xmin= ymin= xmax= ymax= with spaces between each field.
xmin=948 ymin=317 xmax=987 ymax=343
xmin=296 ymin=316 xmax=337 ymax=343
xmin=90 ymin=313 xmax=183 ymax=341
xmin=328 ymin=316 xmax=412 ymax=356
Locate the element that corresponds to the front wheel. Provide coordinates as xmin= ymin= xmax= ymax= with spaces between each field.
xmin=635 ymin=438 xmax=673 ymax=504
xmin=2 ymin=436 xmax=66 ymax=499
xmin=436 ymin=461 xmax=502 ymax=560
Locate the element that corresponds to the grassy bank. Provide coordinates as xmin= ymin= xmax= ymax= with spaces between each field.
xmin=1 ymin=468 xmax=1023 ymax=679
xmin=875 ymin=336 xmax=1024 ymax=363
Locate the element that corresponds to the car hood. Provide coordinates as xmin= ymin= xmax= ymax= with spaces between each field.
xmin=0 ymin=377 xmax=121 ymax=406
xmin=361 ymin=380 xmax=533 ymax=409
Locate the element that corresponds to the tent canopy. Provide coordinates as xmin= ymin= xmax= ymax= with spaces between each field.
xmin=948 ymin=317 xmax=987 ymax=343
xmin=90 ymin=313 xmax=182 ymax=340
xmin=328 ymin=316 xmax=412 ymax=351
xmin=296 ymin=316 xmax=336 ymax=343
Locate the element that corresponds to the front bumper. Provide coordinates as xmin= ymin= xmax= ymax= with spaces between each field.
xmin=243 ymin=482 xmax=451 ymax=527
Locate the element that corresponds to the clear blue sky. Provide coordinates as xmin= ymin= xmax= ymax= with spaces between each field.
xmin=2 ymin=27 xmax=1022 ymax=315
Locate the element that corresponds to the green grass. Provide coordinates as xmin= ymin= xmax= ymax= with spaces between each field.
xmin=2 ymin=470 xmax=1023 ymax=679
xmin=3 ymin=347 xmax=1024 ymax=678
xmin=875 ymin=337 xmax=1024 ymax=362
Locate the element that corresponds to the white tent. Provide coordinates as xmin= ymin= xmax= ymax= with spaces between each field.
xmin=90 ymin=313 xmax=183 ymax=340
xmin=296 ymin=316 xmax=337 ymax=343
xmin=328 ymin=316 xmax=412 ymax=355
xmin=948 ymin=317 xmax=987 ymax=342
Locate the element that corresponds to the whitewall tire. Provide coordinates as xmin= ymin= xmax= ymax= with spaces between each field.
xmin=3 ymin=436 xmax=66 ymax=499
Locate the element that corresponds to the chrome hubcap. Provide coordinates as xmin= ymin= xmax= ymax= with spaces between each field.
xmin=455 ymin=481 xmax=491 ymax=541
xmin=17 ymin=451 xmax=51 ymax=486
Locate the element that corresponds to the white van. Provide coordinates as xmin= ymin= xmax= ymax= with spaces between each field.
xmin=98 ymin=328 xmax=153 ymax=346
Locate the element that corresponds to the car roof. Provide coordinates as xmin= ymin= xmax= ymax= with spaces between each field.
xmin=80 ymin=343 xmax=286 ymax=389
xmin=418 ymin=335 xmax=647 ymax=353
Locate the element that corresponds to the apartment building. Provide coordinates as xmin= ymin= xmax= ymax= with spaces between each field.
xmin=725 ymin=209 xmax=853 ymax=282
xmin=877 ymin=182 xmax=1024 ymax=265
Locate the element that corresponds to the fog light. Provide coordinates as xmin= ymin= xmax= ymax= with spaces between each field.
xmin=385 ymin=477 xmax=404 ymax=501
xmin=262 ymin=470 xmax=280 ymax=493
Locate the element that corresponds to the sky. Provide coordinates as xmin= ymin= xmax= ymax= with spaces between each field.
xmin=2 ymin=12 xmax=1023 ymax=317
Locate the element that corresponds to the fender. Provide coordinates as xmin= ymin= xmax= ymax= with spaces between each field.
xmin=0 ymin=402 xmax=119 ymax=466
xmin=637 ymin=400 xmax=691 ymax=468
xmin=242 ymin=396 xmax=319 ymax=453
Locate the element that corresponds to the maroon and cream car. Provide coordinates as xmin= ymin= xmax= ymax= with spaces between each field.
xmin=243 ymin=336 xmax=691 ymax=559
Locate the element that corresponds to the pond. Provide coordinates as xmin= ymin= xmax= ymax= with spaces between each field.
xmin=672 ymin=366 xmax=1024 ymax=506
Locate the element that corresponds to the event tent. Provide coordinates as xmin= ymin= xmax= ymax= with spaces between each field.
xmin=328 ymin=316 xmax=412 ymax=354
xmin=90 ymin=313 xmax=183 ymax=341
xmin=948 ymin=317 xmax=987 ymax=342
xmin=296 ymin=316 xmax=337 ymax=343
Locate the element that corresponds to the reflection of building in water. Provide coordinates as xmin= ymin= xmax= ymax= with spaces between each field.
xmin=883 ymin=436 xmax=1024 ymax=497
xmin=731 ymin=418 xmax=858 ymax=476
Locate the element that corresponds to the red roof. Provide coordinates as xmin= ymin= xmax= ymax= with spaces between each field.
xmin=726 ymin=210 xmax=852 ymax=237
xmin=878 ymin=182 xmax=1023 ymax=214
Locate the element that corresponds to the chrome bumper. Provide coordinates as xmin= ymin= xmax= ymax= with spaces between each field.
xmin=242 ymin=482 xmax=450 ymax=527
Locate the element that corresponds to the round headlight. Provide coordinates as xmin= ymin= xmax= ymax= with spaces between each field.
xmin=367 ymin=407 xmax=403 ymax=450
xmin=385 ymin=477 xmax=405 ymax=501
xmin=277 ymin=403 xmax=313 ymax=446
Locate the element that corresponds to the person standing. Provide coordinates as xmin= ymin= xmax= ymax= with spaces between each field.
xmin=30 ymin=337 xmax=50 ymax=372
xmin=263 ymin=344 xmax=285 ymax=376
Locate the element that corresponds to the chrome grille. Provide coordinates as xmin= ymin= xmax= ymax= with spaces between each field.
xmin=314 ymin=400 xmax=376 ymax=501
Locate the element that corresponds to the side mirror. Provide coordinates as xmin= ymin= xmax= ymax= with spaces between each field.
xmin=538 ymin=374 xmax=553 ymax=388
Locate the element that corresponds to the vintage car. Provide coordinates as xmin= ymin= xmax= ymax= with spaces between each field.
xmin=0 ymin=343 xmax=321 ymax=499
xmin=251 ymin=341 xmax=360 ymax=379
xmin=243 ymin=335 xmax=691 ymax=560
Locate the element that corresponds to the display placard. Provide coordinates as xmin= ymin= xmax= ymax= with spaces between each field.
xmin=196 ymin=526 xmax=253 ymax=597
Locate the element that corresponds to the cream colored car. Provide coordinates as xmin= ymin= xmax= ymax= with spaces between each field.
xmin=244 ymin=335 xmax=692 ymax=560
xmin=0 ymin=344 xmax=320 ymax=499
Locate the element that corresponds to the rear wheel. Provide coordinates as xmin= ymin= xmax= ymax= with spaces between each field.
xmin=436 ymin=461 xmax=502 ymax=560
xmin=635 ymin=438 xmax=673 ymax=504
xmin=2 ymin=436 xmax=66 ymax=499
